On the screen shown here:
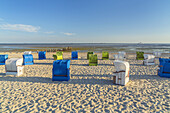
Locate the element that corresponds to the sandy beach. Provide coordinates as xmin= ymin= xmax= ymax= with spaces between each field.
xmin=0 ymin=52 xmax=169 ymax=112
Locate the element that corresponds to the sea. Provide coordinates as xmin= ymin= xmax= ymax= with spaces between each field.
xmin=0 ymin=43 xmax=170 ymax=53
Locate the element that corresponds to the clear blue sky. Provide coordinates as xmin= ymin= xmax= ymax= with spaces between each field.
xmin=0 ymin=0 xmax=170 ymax=43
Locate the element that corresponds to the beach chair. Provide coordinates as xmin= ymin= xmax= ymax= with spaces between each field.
xmin=113 ymin=60 xmax=130 ymax=85
xmin=153 ymin=51 xmax=162 ymax=58
xmin=114 ymin=54 xmax=125 ymax=61
xmin=24 ymin=51 xmax=32 ymax=55
xmin=0 ymin=54 xmax=8 ymax=65
xmin=71 ymin=51 xmax=78 ymax=60
xmin=38 ymin=51 xmax=46 ymax=60
xmin=89 ymin=54 xmax=98 ymax=66
xmin=23 ymin=54 xmax=34 ymax=65
xmin=158 ymin=58 xmax=170 ymax=78
xmin=52 ymin=60 xmax=70 ymax=81
xmin=87 ymin=52 xmax=93 ymax=60
xmin=5 ymin=58 xmax=24 ymax=76
xmin=143 ymin=54 xmax=155 ymax=65
xmin=53 ymin=52 xmax=63 ymax=60
xmin=102 ymin=51 xmax=109 ymax=60
xmin=136 ymin=52 xmax=144 ymax=60
xmin=118 ymin=51 xmax=126 ymax=59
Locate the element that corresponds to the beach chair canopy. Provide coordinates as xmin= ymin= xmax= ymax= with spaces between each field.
xmin=158 ymin=58 xmax=170 ymax=78
xmin=5 ymin=58 xmax=23 ymax=72
xmin=136 ymin=52 xmax=144 ymax=60
xmin=89 ymin=54 xmax=98 ymax=66
xmin=71 ymin=51 xmax=78 ymax=60
xmin=102 ymin=51 xmax=109 ymax=60
xmin=23 ymin=54 xmax=34 ymax=65
xmin=24 ymin=51 xmax=32 ymax=55
xmin=114 ymin=60 xmax=129 ymax=73
xmin=38 ymin=51 xmax=46 ymax=60
xmin=87 ymin=52 xmax=93 ymax=59
xmin=52 ymin=60 xmax=70 ymax=81
xmin=0 ymin=54 xmax=8 ymax=65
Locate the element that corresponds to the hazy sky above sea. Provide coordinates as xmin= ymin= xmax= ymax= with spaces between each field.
xmin=0 ymin=0 xmax=170 ymax=43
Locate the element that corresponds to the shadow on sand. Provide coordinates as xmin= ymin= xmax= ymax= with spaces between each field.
xmin=97 ymin=64 xmax=114 ymax=66
xmin=70 ymin=64 xmax=89 ymax=66
xmin=34 ymin=58 xmax=54 ymax=60
xmin=34 ymin=63 xmax=53 ymax=65
xmin=0 ymin=74 xmax=167 ymax=85
xmin=70 ymin=63 xmax=114 ymax=66
xmin=130 ymin=64 xmax=158 ymax=66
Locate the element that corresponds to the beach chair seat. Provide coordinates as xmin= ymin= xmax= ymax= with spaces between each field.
xmin=158 ymin=58 xmax=170 ymax=78
xmin=38 ymin=51 xmax=46 ymax=60
xmin=143 ymin=54 xmax=155 ymax=65
xmin=0 ymin=54 xmax=8 ymax=65
xmin=5 ymin=58 xmax=24 ymax=76
xmin=23 ymin=54 xmax=34 ymax=65
xmin=113 ymin=60 xmax=130 ymax=85
xmin=102 ymin=51 xmax=109 ymax=60
xmin=89 ymin=54 xmax=98 ymax=66
xmin=136 ymin=52 xmax=144 ymax=60
xmin=87 ymin=52 xmax=93 ymax=60
xmin=53 ymin=52 xmax=63 ymax=60
xmin=71 ymin=51 xmax=78 ymax=60
xmin=52 ymin=60 xmax=70 ymax=81
xmin=153 ymin=51 xmax=162 ymax=58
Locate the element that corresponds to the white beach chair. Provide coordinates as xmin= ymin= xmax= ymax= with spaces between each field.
xmin=113 ymin=60 xmax=130 ymax=85
xmin=118 ymin=51 xmax=126 ymax=59
xmin=114 ymin=52 xmax=126 ymax=61
xmin=143 ymin=54 xmax=155 ymax=65
xmin=153 ymin=51 xmax=161 ymax=58
xmin=5 ymin=58 xmax=24 ymax=76
xmin=24 ymin=51 xmax=32 ymax=55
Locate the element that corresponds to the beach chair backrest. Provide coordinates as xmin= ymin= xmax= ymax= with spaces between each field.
xmin=89 ymin=54 xmax=98 ymax=66
xmin=56 ymin=51 xmax=63 ymax=56
xmin=39 ymin=51 xmax=46 ymax=59
xmin=23 ymin=54 xmax=34 ymax=65
xmin=87 ymin=52 xmax=93 ymax=59
xmin=53 ymin=60 xmax=70 ymax=76
xmin=0 ymin=55 xmax=6 ymax=63
xmin=72 ymin=51 xmax=78 ymax=58
xmin=89 ymin=54 xmax=97 ymax=62
xmin=159 ymin=58 xmax=170 ymax=73
xmin=102 ymin=51 xmax=109 ymax=59
xmin=136 ymin=52 xmax=144 ymax=60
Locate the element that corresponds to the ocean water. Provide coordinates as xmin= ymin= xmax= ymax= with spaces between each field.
xmin=0 ymin=43 xmax=170 ymax=53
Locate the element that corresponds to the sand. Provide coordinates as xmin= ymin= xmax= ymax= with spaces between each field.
xmin=0 ymin=52 xmax=169 ymax=112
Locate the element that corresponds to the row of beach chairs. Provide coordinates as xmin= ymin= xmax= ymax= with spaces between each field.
xmin=0 ymin=51 xmax=169 ymax=86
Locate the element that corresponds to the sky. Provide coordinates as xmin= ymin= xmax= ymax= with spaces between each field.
xmin=0 ymin=0 xmax=170 ymax=43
